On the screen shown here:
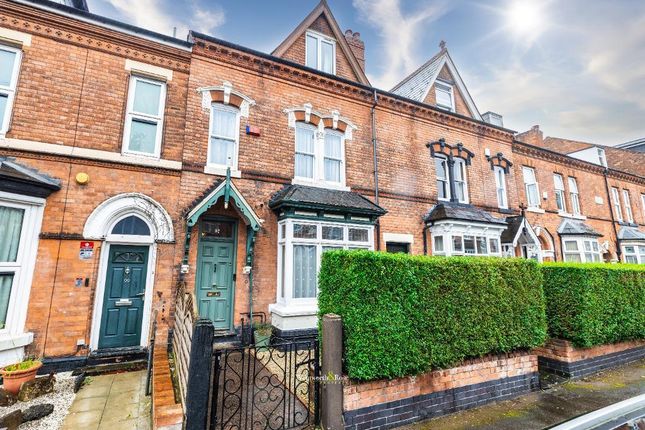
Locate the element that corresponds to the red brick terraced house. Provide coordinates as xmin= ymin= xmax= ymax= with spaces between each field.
xmin=0 ymin=0 xmax=643 ymax=368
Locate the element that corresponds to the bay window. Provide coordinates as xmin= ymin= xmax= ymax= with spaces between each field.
xmin=433 ymin=233 xmax=500 ymax=256
xmin=522 ymin=167 xmax=540 ymax=208
xmin=611 ymin=187 xmax=622 ymax=221
xmin=208 ymin=104 xmax=240 ymax=169
xmin=293 ymin=123 xmax=346 ymax=187
xmin=0 ymin=45 xmax=21 ymax=135
xmin=554 ymin=174 xmax=566 ymax=213
xmin=622 ymin=190 xmax=634 ymax=223
xmin=277 ymin=220 xmax=373 ymax=304
xmin=0 ymin=193 xmax=43 ymax=343
xmin=562 ymin=237 xmax=601 ymax=262
xmin=623 ymin=245 xmax=645 ymax=264
xmin=123 ymin=75 xmax=166 ymax=157
xmin=305 ymin=31 xmax=336 ymax=74
xmin=494 ymin=166 xmax=508 ymax=209
xmin=568 ymin=177 xmax=581 ymax=216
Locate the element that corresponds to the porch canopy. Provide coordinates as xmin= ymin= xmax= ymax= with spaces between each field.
xmin=269 ymin=184 xmax=386 ymax=221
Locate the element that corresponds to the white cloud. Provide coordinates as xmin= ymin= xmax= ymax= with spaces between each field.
xmin=353 ymin=0 xmax=450 ymax=89
xmin=104 ymin=0 xmax=224 ymax=39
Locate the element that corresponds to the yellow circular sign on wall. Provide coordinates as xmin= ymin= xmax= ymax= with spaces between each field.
xmin=75 ymin=172 xmax=90 ymax=185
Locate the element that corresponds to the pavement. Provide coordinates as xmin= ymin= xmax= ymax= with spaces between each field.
xmin=61 ymin=370 xmax=151 ymax=430
xmin=400 ymin=359 xmax=645 ymax=430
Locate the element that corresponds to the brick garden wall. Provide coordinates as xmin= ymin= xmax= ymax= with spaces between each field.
xmin=343 ymin=353 xmax=539 ymax=430
xmin=534 ymin=339 xmax=645 ymax=378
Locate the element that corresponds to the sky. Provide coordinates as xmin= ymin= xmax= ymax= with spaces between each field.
xmin=87 ymin=0 xmax=645 ymax=146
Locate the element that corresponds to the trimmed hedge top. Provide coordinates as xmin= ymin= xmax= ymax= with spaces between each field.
xmin=318 ymin=251 xmax=547 ymax=380
xmin=542 ymin=262 xmax=645 ymax=347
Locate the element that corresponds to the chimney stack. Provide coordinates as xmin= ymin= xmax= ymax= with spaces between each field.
xmin=516 ymin=125 xmax=544 ymax=146
xmin=344 ymin=29 xmax=365 ymax=72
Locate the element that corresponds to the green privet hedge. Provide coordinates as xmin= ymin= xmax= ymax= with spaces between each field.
xmin=541 ymin=263 xmax=645 ymax=348
xmin=318 ymin=251 xmax=548 ymax=381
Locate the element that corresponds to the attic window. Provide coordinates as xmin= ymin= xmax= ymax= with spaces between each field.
xmin=435 ymin=82 xmax=454 ymax=112
xmin=50 ymin=0 xmax=75 ymax=5
xmin=305 ymin=31 xmax=335 ymax=75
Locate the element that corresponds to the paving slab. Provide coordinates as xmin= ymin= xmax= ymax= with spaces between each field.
xmin=62 ymin=370 xmax=151 ymax=430
xmin=399 ymin=359 xmax=645 ymax=430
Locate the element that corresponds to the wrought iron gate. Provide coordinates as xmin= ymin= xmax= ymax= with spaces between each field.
xmin=209 ymin=338 xmax=320 ymax=430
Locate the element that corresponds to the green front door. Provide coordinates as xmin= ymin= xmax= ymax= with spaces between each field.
xmin=98 ymin=245 xmax=148 ymax=349
xmin=196 ymin=220 xmax=236 ymax=330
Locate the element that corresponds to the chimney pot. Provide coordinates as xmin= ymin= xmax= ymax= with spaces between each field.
xmin=344 ymin=28 xmax=366 ymax=72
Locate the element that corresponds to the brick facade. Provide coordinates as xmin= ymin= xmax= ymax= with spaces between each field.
xmin=0 ymin=0 xmax=643 ymax=366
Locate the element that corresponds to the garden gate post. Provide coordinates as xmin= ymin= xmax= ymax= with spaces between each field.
xmin=184 ymin=318 xmax=214 ymax=430
xmin=321 ymin=313 xmax=344 ymax=430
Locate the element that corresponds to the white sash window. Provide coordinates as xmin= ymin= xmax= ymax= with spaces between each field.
xmin=0 ymin=45 xmax=21 ymax=135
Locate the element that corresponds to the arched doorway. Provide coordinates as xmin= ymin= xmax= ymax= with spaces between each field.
xmin=84 ymin=193 xmax=173 ymax=351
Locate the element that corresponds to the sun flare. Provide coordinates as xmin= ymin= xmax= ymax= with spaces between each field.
xmin=506 ymin=1 xmax=546 ymax=37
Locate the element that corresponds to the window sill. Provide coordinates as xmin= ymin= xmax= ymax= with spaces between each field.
xmin=291 ymin=178 xmax=349 ymax=191
xmin=269 ymin=302 xmax=318 ymax=317
xmin=558 ymin=212 xmax=587 ymax=220
xmin=0 ymin=332 xmax=33 ymax=351
xmin=526 ymin=207 xmax=545 ymax=214
xmin=204 ymin=165 xmax=242 ymax=178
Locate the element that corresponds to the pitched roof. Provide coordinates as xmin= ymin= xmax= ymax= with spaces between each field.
xmin=557 ymin=219 xmax=602 ymax=237
xmin=617 ymin=226 xmax=645 ymax=242
xmin=269 ymin=184 xmax=386 ymax=216
xmin=390 ymin=46 xmax=482 ymax=120
xmin=539 ymin=137 xmax=645 ymax=178
xmin=500 ymin=216 xmax=524 ymax=244
xmin=271 ymin=0 xmax=370 ymax=85
xmin=615 ymin=137 xmax=645 ymax=152
xmin=424 ymin=202 xmax=506 ymax=225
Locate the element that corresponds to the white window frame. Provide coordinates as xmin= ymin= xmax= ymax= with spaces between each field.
xmin=642 ymin=194 xmax=645 ymax=222
xmin=622 ymin=190 xmax=634 ymax=224
xmin=435 ymin=81 xmax=455 ymax=112
xmin=611 ymin=187 xmax=623 ymax=222
xmin=207 ymin=103 xmax=241 ymax=171
xmin=553 ymin=173 xmax=567 ymax=213
xmin=435 ymin=156 xmax=450 ymax=201
xmin=562 ymin=237 xmax=602 ymax=263
xmin=622 ymin=244 xmax=645 ymax=264
xmin=122 ymin=75 xmax=166 ymax=158
xmin=494 ymin=166 xmax=508 ymax=209
xmin=0 ymin=45 xmax=22 ymax=136
xmin=293 ymin=123 xmax=347 ymax=189
xmin=305 ymin=30 xmax=336 ymax=75
xmin=453 ymin=158 xmax=469 ymax=204
xmin=276 ymin=219 xmax=373 ymax=306
xmin=522 ymin=167 xmax=540 ymax=209
xmin=0 ymin=192 xmax=44 ymax=356
xmin=568 ymin=177 xmax=581 ymax=216
xmin=430 ymin=221 xmax=504 ymax=257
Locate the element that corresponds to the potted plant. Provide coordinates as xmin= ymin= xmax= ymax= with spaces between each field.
xmin=1 ymin=358 xmax=43 ymax=395
xmin=253 ymin=322 xmax=273 ymax=348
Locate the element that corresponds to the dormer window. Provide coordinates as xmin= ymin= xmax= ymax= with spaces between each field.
xmin=305 ymin=31 xmax=336 ymax=74
xmin=597 ymin=148 xmax=607 ymax=167
xmin=435 ymin=81 xmax=454 ymax=112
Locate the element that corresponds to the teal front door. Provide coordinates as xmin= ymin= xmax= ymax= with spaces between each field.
xmin=98 ymin=245 xmax=148 ymax=349
xmin=196 ymin=220 xmax=236 ymax=330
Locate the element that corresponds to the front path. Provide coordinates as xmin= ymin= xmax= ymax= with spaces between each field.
xmin=400 ymin=359 xmax=645 ymax=430
xmin=61 ymin=370 xmax=151 ymax=430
